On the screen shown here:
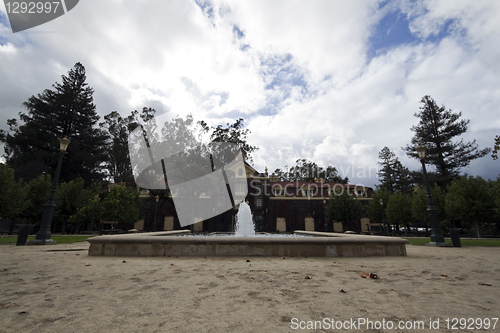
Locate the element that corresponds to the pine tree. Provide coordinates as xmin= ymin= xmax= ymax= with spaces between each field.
xmin=0 ymin=63 xmax=108 ymax=184
xmin=377 ymin=147 xmax=413 ymax=194
xmin=403 ymin=95 xmax=490 ymax=185
xmin=377 ymin=147 xmax=396 ymax=193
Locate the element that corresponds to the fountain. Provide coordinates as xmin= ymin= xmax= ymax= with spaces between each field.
xmin=87 ymin=201 xmax=407 ymax=257
xmin=234 ymin=201 xmax=255 ymax=237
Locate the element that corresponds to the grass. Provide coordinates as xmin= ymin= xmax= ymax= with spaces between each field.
xmin=0 ymin=235 xmax=94 ymax=244
xmin=405 ymin=237 xmax=500 ymax=247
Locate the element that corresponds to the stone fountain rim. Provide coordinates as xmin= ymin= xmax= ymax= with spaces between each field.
xmin=87 ymin=230 xmax=408 ymax=245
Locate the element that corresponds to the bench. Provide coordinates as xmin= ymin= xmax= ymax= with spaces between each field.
xmin=99 ymin=221 xmax=118 ymax=235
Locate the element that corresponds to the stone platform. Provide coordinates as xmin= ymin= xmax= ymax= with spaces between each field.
xmin=87 ymin=230 xmax=407 ymax=257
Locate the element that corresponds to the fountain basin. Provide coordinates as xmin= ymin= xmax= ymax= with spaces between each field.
xmin=87 ymin=231 xmax=407 ymax=257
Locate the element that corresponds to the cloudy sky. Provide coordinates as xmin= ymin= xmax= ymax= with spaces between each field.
xmin=1 ymin=0 xmax=499 ymax=188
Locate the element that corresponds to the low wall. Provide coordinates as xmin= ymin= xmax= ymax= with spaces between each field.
xmin=87 ymin=231 xmax=407 ymax=257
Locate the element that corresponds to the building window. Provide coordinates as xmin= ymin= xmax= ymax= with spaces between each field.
xmin=236 ymin=183 xmax=246 ymax=193
xmin=273 ymin=188 xmax=285 ymax=196
xmin=238 ymin=169 xmax=243 ymax=176
xmin=218 ymin=184 xmax=225 ymax=193
xmin=217 ymin=197 xmax=225 ymax=207
xmin=357 ymin=190 xmax=365 ymax=197
xmin=256 ymin=198 xmax=262 ymax=207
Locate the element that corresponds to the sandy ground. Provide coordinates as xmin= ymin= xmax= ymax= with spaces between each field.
xmin=0 ymin=241 xmax=499 ymax=333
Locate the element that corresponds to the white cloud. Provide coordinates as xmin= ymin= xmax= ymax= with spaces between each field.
xmin=0 ymin=0 xmax=499 ymax=187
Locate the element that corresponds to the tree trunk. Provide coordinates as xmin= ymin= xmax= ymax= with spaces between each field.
xmin=474 ymin=221 xmax=481 ymax=238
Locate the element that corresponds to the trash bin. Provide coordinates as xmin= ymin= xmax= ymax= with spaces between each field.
xmin=449 ymin=228 xmax=461 ymax=247
xmin=16 ymin=225 xmax=29 ymax=246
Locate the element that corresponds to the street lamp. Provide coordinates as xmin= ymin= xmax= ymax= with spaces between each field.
xmin=416 ymin=144 xmax=448 ymax=246
xmin=29 ymin=136 xmax=70 ymax=245
xmin=152 ymin=195 xmax=159 ymax=232
xmin=379 ymin=199 xmax=388 ymax=236
xmin=323 ymin=199 xmax=328 ymax=232
xmin=88 ymin=194 xmax=99 ymax=232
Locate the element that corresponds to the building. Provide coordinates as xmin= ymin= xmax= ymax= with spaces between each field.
xmin=135 ymin=159 xmax=375 ymax=234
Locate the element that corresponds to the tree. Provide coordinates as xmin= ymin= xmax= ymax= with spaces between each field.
xmin=0 ymin=63 xmax=108 ymax=185
xmin=326 ymin=189 xmax=362 ymax=232
xmin=69 ymin=185 xmax=140 ymax=229
xmin=385 ymin=192 xmax=414 ymax=235
xmin=403 ymin=95 xmax=490 ymax=185
xmin=19 ymin=174 xmax=52 ymax=224
xmin=445 ymin=175 xmax=497 ymax=238
xmin=377 ymin=147 xmax=413 ymax=194
xmin=367 ymin=188 xmax=391 ymax=224
xmin=55 ymin=178 xmax=98 ymax=232
xmin=493 ymin=135 xmax=500 ymax=160
xmin=377 ymin=147 xmax=396 ymax=193
xmin=273 ymin=159 xmax=348 ymax=183
xmin=0 ymin=163 xmax=26 ymax=219
xmin=411 ymin=184 xmax=446 ymax=230
xmin=209 ymin=118 xmax=258 ymax=164
xmin=100 ymin=108 xmax=155 ymax=183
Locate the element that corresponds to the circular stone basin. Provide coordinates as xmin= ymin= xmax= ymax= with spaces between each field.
xmin=87 ymin=230 xmax=408 ymax=257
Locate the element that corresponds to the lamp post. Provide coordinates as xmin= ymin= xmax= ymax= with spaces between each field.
xmin=88 ymin=194 xmax=98 ymax=232
xmin=323 ymin=199 xmax=328 ymax=232
xmin=152 ymin=195 xmax=159 ymax=232
xmin=29 ymin=136 xmax=70 ymax=245
xmin=416 ymin=144 xmax=448 ymax=246
xmin=379 ymin=199 xmax=388 ymax=236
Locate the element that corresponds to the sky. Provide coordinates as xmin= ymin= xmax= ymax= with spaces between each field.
xmin=0 ymin=0 xmax=499 ymax=188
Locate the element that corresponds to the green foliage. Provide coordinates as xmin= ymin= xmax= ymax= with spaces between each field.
xmin=0 ymin=163 xmax=26 ymax=219
xmin=55 ymin=178 xmax=95 ymax=224
xmin=273 ymin=159 xmax=348 ymax=183
xmin=493 ymin=135 xmax=500 ymax=160
xmin=411 ymin=184 xmax=446 ymax=226
xmin=385 ymin=192 xmax=414 ymax=231
xmin=209 ymin=118 xmax=258 ymax=164
xmin=69 ymin=185 xmax=140 ymax=227
xmin=0 ymin=63 xmax=108 ymax=185
xmin=326 ymin=190 xmax=362 ymax=227
xmin=445 ymin=175 xmax=497 ymax=237
xmin=377 ymin=147 xmax=413 ymax=194
xmin=20 ymin=173 xmax=52 ymax=224
xmin=100 ymin=108 xmax=153 ymax=183
xmin=367 ymin=188 xmax=391 ymax=223
xmin=404 ymin=95 xmax=490 ymax=185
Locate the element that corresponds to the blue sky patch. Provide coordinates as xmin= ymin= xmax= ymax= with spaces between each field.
xmin=368 ymin=6 xmax=457 ymax=61
xmin=368 ymin=9 xmax=420 ymax=59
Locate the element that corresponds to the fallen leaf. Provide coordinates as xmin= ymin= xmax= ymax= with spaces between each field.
xmin=75 ymin=253 xmax=80 ymax=256
xmin=170 ymin=263 xmax=175 ymax=266
xmin=304 ymin=275 xmax=312 ymax=280
xmin=478 ymin=282 xmax=492 ymax=286
xmin=246 ymin=259 xmax=251 ymax=262
xmin=339 ymin=289 xmax=346 ymax=293
xmin=281 ymin=257 xmax=285 ymax=260
xmin=84 ymin=263 xmax=91 ymax=266
xmin=440 ymin=274 xmax=448 ymax=277
xmin=122 ymin=260 xmax=126 ymax=263
xmin=359 ymin=272 xmax=379 ymax=279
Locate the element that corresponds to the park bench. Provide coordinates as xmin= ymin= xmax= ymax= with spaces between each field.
xmin=99 ymin=221 xmax=118 ymax=235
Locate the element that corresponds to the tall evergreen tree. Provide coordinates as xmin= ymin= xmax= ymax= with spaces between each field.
xmin=0 ymin=63 xmax=108 ymax=185
xmin=403 ymin=95 xmax=490 ymax=185
xmin=100 ymin=108 xmax=155 ymax=184
xmin=493 ymin=135 xmax=500 ymax=160
xmin=377 ymin=147 xmax=413 ymax=194
xmin=377 ymin=147 xmax=397 ymax=193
